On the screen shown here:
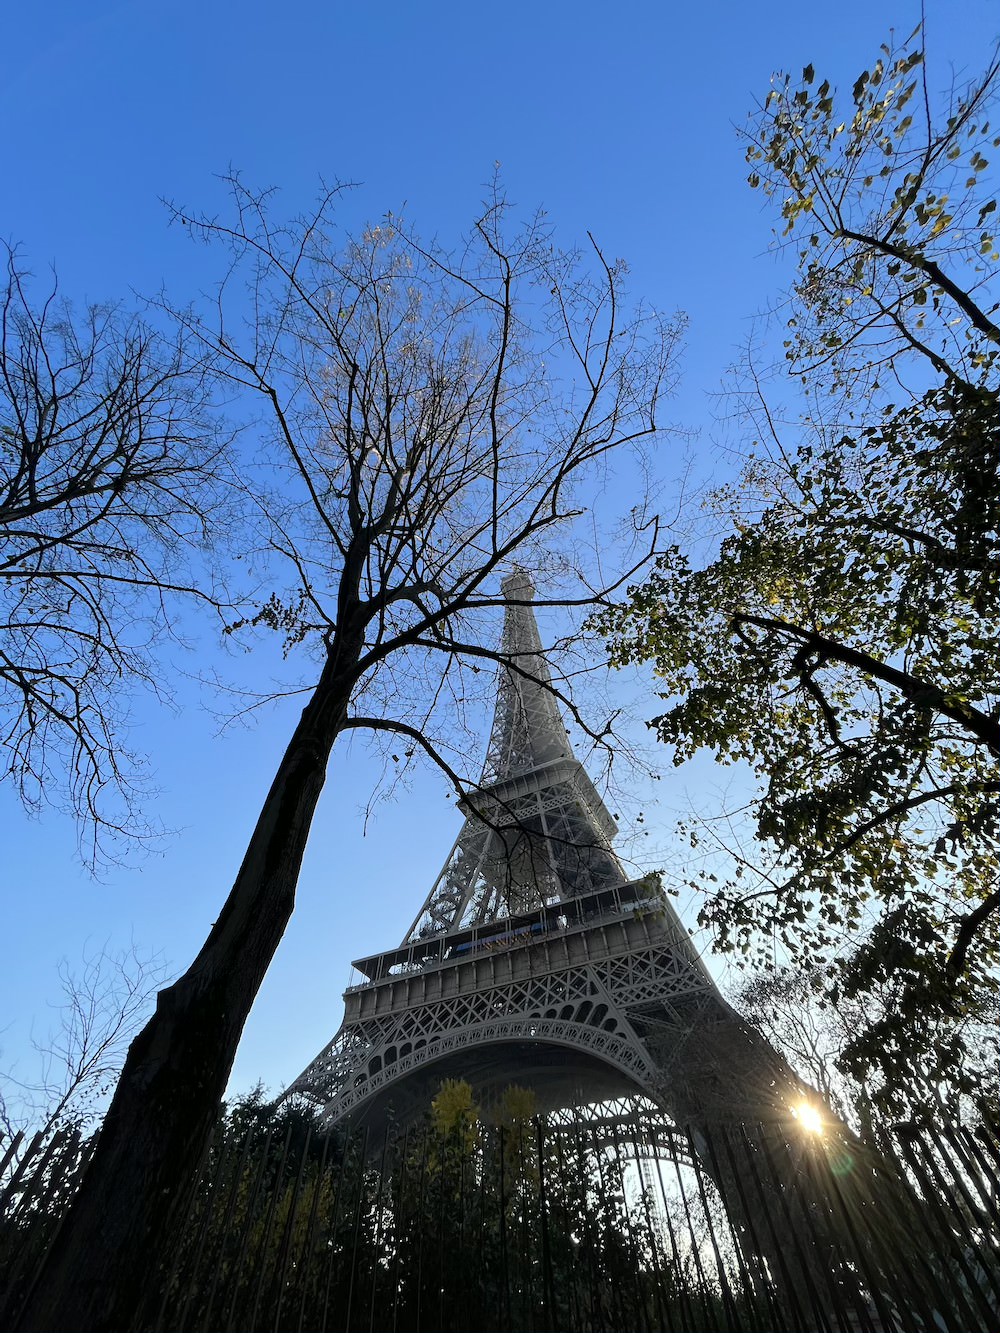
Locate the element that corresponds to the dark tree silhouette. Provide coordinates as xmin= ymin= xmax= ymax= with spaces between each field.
xmin=0 ymin=246 xmax=230 ymax=860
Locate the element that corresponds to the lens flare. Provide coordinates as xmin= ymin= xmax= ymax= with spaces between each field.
xmin=794 ymin=1101 xmax=824 ymax=1134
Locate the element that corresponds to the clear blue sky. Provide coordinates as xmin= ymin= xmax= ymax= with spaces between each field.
xmin=1 ymin=1 xmax=995 ymax=1107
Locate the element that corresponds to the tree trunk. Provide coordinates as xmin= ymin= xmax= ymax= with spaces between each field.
xmin=16 ymin=645 xmax=359 ymax=1333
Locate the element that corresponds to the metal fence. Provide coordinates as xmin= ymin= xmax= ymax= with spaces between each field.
xmin=2 ymin=1106 xmax=998 ymax=1332
xmin=0 ymin=1122 xmax=96 ymax=1324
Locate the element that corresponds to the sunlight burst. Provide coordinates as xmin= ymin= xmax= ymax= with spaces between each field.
xmin=794 ymin=1101 xmax=824 ymax=1135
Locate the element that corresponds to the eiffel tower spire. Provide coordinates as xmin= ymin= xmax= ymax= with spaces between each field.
xmin=403 ymin=567 xmax=625 ymax=941
xmin=480 ymin=566 xmax=575 ymax=780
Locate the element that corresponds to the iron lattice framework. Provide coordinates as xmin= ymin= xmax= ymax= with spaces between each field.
xmin=286 ymin=571 xmax=808 ymax=1138
xmin=404 ymin=567 xmax=626 ymax=938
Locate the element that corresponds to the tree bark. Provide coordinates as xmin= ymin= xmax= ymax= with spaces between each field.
xmin=15 ymin=642 xmax=360 ymax=1333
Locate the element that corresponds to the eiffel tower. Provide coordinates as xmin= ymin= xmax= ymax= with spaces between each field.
xmin=287 ymin=569 xmax=815 ymax=1143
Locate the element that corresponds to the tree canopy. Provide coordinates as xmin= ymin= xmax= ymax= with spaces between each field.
xmin=597 ymin=34 xmax=999 ymax=1092
xmin=735 ymin=954 xmax=998 ymax=1134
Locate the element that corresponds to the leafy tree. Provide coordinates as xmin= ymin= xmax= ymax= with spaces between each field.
xmin=430 ymin=1077 xmax=479 ymax=1155
xmin=19 ymin=183 xmax=678 ymax=1331
xmin=136 ymin=1082 xmax=708 ymax=1332
xmin=387 ymin=1081 xmax=670 ymax=1333
xmin=598 ymin=35 xmax=998 ymax=1094
xmin=0 ymin=247 xmax=229 ymax=860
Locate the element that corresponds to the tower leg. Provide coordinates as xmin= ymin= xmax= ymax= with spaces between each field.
xmin=639 ymin=993 xmax=939 ymax=1327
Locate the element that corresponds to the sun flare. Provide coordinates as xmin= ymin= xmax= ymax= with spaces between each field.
xmin=794 ymin=1102 xmax=824 ymax=1135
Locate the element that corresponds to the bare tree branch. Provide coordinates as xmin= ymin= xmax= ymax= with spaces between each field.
xmin=0 ymin=244 xmax=236 ymax=861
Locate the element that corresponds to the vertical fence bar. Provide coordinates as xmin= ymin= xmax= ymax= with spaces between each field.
xmin=972 ymin=1120 xmax=1000 ymax=1179
xmin=498 ymin=1124 xmax=512 ymax=1331
xmin=247 ymin=1119 xmax=295 ymax=1333
xmin=295 ymin=1125 xmax=335 ymax=1333
xmin=410 ymin=1121 xmax=430 ymax=1333
xmin=0 ymin=1127 xmax=70 ymax=1223
xmin=791 ymin=1141 xmax=876 ymax=1333
xmin=3 ymin=1137 xmax=96 ymax=1332
xmin=223 ymin=1118 xmax=278 ymax=1333
xmin=169 ymin=1129 xmax=239 ymax=1333
xmin=696 ymin=1124 xmax=770 ymax=1333
xmin=0 ymin=1129 xmax=47 ymax=1215
xmin=517 ymin=1120 xmax=536 ymax=1332
xmin=611 ymin=1120 xmax=659 ymax=1332
xmin=683 ymin=1126 xmax=743 ymax=1333
xmin=651 ymin=1133 xmax=701 ymax=1333
xmin=589 ymin=1123 xmax=628 ymax=1331
xmin=674 ymin=1126 xmax=723 ymax=1333
xmin=893 ymin=1127 xmax=994 ymax=1332
xmin=628 ymin=1134 xmax=675 ymax=1333
xmin=0 ymin=1128 xmax=89 ymax=1328
xmin=0 ymin=1130 xmax=26 ymax=1183
xmin=804 ymin=1132 xmax=912 ymax=1333
xmin=752 ymin=1125 xmax=834 ymax=1333
xmin=550 ymin=1123 xmax=585 ymax=1333
xmin=716 ymin=1127 xmax=791 ymax=1333
xmin=272 ymin=1122 xmax=314 ymax=1332
xmin=458 ymin=1117 xmax=469 ymax=1330
xmin=474 ymin=1125 xmax=496 ymax=1333
xmin=736 ymin=1124 xmax=814 ymax=1331
xmin=913 ymin=1120 xmax=1000 ymax=1307
xmin=0 ymin=1128 xmax=70 ymax=1295
xmin=342 ymin=1124 xmax=372 ymax=1333
xmin=435 ymin=1124 xmax=450 ymax=1333
xmin=319 ymin=1128 xmax=357 ymax=1333
xmin=197 ymin=1124 xmax=258 ymax=1333
xmin=389 ymin=1124 xmax=412 ymax=1333
xmin=535 ymin=1119 xmax=555 ymax=1333
xmin=366 ymin=1124 xmax=391 ymax=1333
xmin=940 ymin=1122 xmax=1000 ymax=1231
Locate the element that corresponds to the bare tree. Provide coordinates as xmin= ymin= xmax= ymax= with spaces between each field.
xmin=0 ymin=247 xmax=231 ymax=862
xmin=0 ymin=943 xmax=169 ymax=1144
xmin=17 ymin=182 xmax=680 ymax=1330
